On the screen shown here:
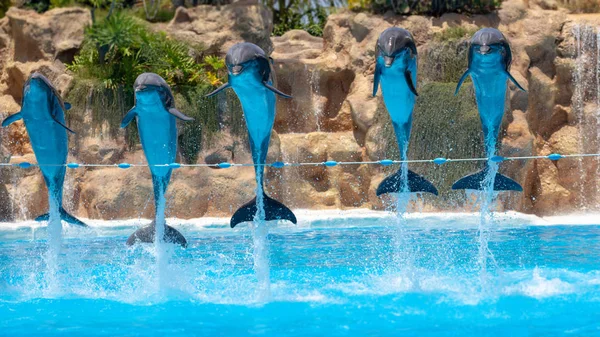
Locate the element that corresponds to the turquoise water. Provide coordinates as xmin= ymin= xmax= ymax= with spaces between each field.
xmin=1 ymin=212 xmax=599 ymax=336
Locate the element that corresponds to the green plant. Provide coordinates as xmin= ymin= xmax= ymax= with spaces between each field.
xmin=363 ymin=0 xmax=502 ymax=16
xmin=433 ymin=26 xmax=477 ymax=42
xmin=0 ymin=0 xmax=10 ymax=18
xmin=264 ymin=0 xmax=334 ymax=37
xmin=50 ymin=0 xmax=73 ymax=8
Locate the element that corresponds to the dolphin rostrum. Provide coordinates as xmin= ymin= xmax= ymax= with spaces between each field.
xmin=373 ymin=27 xmax=438 ymax=196
xmin=453 ymin=28 xmax=525 ymax=191
xmin=1 ymin=72 xmax=86 ymax=226
xmin=121 ymin=73 xmax=192 ymax=247
xmin=206 ymin=42 xmax=297 ymax=228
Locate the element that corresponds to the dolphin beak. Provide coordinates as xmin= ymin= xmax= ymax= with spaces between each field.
xmin=383 ymin=56 xmax=394 ymax=68
xmin=479 ymin=45 xmax=491 ymax=54
xmin=231 ymin=65 xmax=243 ymax=75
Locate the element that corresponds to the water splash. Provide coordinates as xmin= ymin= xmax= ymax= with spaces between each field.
xmin=42 ymin=190 xmax=62 ymax=295
xmin=253 ymin=169 xmax=271 ymax=301
xmin=309 ymin=67 xmax=322 ymax=132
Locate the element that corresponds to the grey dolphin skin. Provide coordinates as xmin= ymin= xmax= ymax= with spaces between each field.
xmin=453 ymin=28 xmax=525 ymax=191
xmin=373 ymin=27 xmax=438 ymax=196
xmin=121 ymin=73 xmax=192 ymax=247
xmin=206 ymin=42 xmax=297 ymax=228
xmin=2 ymin=72 xmax=86 ymax=226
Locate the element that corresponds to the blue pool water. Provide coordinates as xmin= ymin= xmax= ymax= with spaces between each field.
xmin=1 ymin=211 xmax=599 ymax=336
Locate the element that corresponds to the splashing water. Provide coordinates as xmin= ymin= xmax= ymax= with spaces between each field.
xmin=253 ymin=169 xmax=271 ymax=301
xmin=42 ymin=190 xmax=62 ymax=295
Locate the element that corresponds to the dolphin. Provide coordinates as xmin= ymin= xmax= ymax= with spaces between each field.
xmin=206 ymin=42 xmax=297 ymax=228
xmin=373 ymin=27 xmax=438 ymax=196
xmin=121 ymin=72 xmax=192 ymax=247
xmin=1 ymin=72 xmax=86 ymax=226
xmin=453 ymin=28 xmax=525 ymax=191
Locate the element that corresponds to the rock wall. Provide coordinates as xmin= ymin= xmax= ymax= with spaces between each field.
xmin=0 ymin=0 xmax=599 ymax=221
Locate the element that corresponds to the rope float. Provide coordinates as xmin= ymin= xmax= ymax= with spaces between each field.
xmin=0 ymin=153 xmax=597 ymax=169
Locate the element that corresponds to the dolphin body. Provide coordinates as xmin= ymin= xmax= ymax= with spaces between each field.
xmin=373 ymin=27 xmax=438 ymax=196
xmin=1 ymin=72 xmax=86 ymax=226
xmin=453 ymin=28 xmax=525 ymax=191
xmin=206 ymin=42 xmax=297 ymax=228
xmin=121 ymin=73 xmax=192 ymax=247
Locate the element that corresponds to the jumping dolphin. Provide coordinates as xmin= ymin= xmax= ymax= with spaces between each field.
xmin=373 ymin=27 xmax=438 ymax=196
xmin=121 ymin=73 xmax=192 ymax=247
xmin=453 ymin=28 xmax=525 ymax=191
xmin=206 ymin=42 xmax=297 ymax=228
xmin=1 ymin=72 xmax=86 ymax=226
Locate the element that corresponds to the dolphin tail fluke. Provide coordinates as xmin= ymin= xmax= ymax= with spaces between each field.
xmin=376 ymin=169 xmax=438 ymax=196
xmin=230 ymin=193 xmax=297 ymax=228
xmin=126 ymin=224 xmax=188 ymax=247
xmin=1 ymin=112 xmax=23 ymax=127
xmin=34 ymin=207 xmax=88 ymax=227
xmin=451 ymin=169 xmax=523 ymax=191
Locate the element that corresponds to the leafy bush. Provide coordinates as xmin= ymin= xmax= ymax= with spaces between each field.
xmin=264 ymin=0 xmax=333 ymax=37
xmin=68 ymin=11 xmax=211 ymax=88
xmin=67 ymin=11 xmax=243 ymax=162
xmin=0 ymin=0 xmax=10 ymax=18
xmin=356 ymin=0 xmax=502 ymax=16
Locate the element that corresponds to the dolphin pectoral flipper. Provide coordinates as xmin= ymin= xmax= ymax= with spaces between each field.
xmin=376 ymin=168 xmax=438 ymax=196
xmin=230 ymin=193 xmax=297 ymax=228
xmin=168 ymin=108 xmax=194 ymax=121
xmin=505 ymin=71 xmax=526 ymax=92
xmin=404 ymin=70 xmax=419 ymax=96
xmin=205 ymin=82 xmax=231 ymax=98
xmin=35 ymin=207 xmax=88 ymax=227
xmin=120 ymin=107 xmax=137 ymax=128
xmin=126 ymin=223 xmax=187 ymax=247
xmin=51 ymin=118 xmax=75 ymax=134
xmin=452 ymin=168 xmax=523 ymax=191
xmin=373 ymin=63 xmax=381 ymax=97
xmin=455 ymin=70 xmax=471 ymax=96
xmin=263 ymin=82 xmax=293 ymax=99
xmin=1 ymin=112 xmax=23 ymax=127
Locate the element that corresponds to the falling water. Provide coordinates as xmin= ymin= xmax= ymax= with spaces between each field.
xmin=253 ymin=169 xmax=271 ymax=301
xmin=572 ymin=24 xmax=600 ymax=209
xmin=42 ymin=191 xmax=62 ymax=295
xmin=310 ymin=68 xmax=323 ymax=132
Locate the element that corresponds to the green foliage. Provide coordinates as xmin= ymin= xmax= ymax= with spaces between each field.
xmin=433 ymin=26 xmax=477 ymax=42
xmin=68 ymin=11 xmax=208 ymax=89
xmin=356 ymin=0 xmax=502 ymax=15
xmin=378 ymin=82 xmax=483 ymax=203
xmin=0 ymin=0 xmax=10 ymax=18
xmin=419 ymin=38 xmax=469 ymax=84
xmin=22 ymin=0 xmax=50 ymax=13
xmin=265 ymin=0 xmax=333 ymax=37
xmin=50 ymin=0 xmax=73 ymax=8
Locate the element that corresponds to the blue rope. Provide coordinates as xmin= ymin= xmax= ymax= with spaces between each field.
xmin=0 ymin=153 xmax=597 ymax=169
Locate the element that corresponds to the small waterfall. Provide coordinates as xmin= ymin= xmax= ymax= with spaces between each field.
xmin=572 ymin=24 xmax=600 ymax=209
xmin=309 ymin=66 xmax=322 ymax=132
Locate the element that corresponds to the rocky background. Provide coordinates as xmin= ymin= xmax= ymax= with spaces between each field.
xmin=0 ymin=0 xmax=599 ymax=221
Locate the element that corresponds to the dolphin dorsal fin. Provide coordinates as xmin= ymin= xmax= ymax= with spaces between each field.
xmin=455 ymin=70 xmax=471 ymax=96
xmin=263 ymin=82 xmax=292 ymax=99
xmin=168 ymin=108 xmax=194 ymax=121
xmin=404 ymin=70 xmax=419 ymax=96
xmin=505 ymin=71 xmax=526 ymax=92
xmin=205 ymin=83 xmax=231 ymax=98
xmin=120 ymin=107 xmax=138 ymax=128
xmin=1 ymin=112 xmax=23 ymax=127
